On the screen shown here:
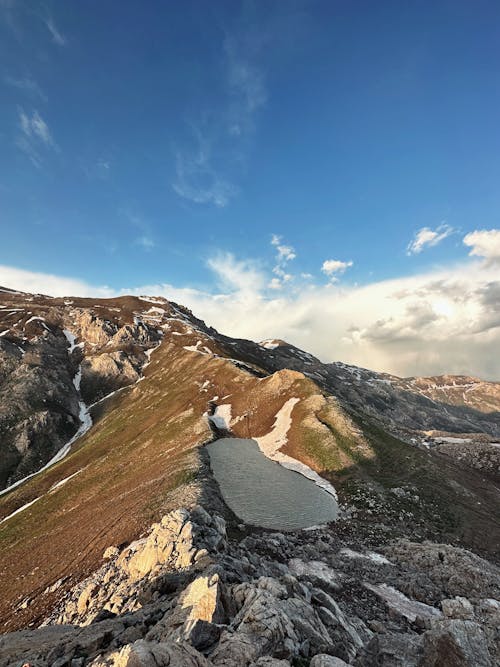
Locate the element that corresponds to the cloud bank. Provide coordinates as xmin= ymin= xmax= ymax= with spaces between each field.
xmin=1 ymin=239 xmax=500 ymax=380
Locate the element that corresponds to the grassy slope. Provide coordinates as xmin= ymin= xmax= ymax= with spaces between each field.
xmin=0 ymin=340 xmax=212 ymax=630
xmin=0 ymin=331 xmax=498 ymax=631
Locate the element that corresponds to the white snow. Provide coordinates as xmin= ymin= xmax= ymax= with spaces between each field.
xmin=139 ymin=296 xmax=167 ymax=305
xmin=183 ymin=340 xmax=211 ymax=354
xmin=49 ymin=470 xmax=82 ymax=492
xmin=142 ymin=342 xmax=161 ymax=370
xmin=25 ymin=315 xmax=45 ymax=324
xmin=88 ymin=386 xmax=127 ymax=409
xmin=259 ymin=339 xmax=280 ymax=350
xmin=0 ymin=496 xmax=42 ymax=524
xmin=255 ymin=398 xmax=337 ymax=499
xmin=209 ymin=404 xmax=232 ymax=430
xmin=0 ymin=342 xmax=94 ymax=498
xmin=15 ymin=344 xmax=25 ymax=357
xmin=255 ymin=398 xmax=300 ymax=455
xmin=0 ymin=330 xmax=9 ymax=337
xmin=63 ymin=329 xmax=78 ymax=353
xmin=340 ymin=548 xmax=393 ymax=565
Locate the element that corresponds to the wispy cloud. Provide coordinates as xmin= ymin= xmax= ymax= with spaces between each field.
xmin=4 ymin=75 xmax=47 ymax=101
xmin=123 ymin=210 xmax=157 ymax=253
xmin=207 ymin=252 xmax=265 ymax=295
xmin=45 ymin=17 xmax=66 ymax=46
xmin=172 ymin=19 xmax=268 ymax=207
xmin=134 ymin=235 xmax=155 ymax=251
xmin=16 ymin=108 xmax=56 ymax=166
xmin=407 ymin=223 xmax=454 ymax=255
xmin=269 ymin=234 xmax=296 ymax=289
xmin=2 ymin=250 xmax=499 ymax=379
xmin=172 ymin=131 xmax=237 ymax=208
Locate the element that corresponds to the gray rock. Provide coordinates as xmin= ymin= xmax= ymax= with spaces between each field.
xmin=310 ymin=656 xmax=350 ymax=667
xmin=441 ymin=596 xmax=475 ymax=620
xmin=422 ymin=619 xmax=493 ymax=667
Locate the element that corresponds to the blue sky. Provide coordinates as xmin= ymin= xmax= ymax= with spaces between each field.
xmin=1 ymin=1 xmax=500 ymax=377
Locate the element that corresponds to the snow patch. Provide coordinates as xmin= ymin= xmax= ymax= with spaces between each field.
xmin=255 ymin=398 xmax=337 ymax=499
xmin=0 ymin=496 xmax=42 ymax=524
xmin=63 ymin=329 xmax=78 ymax=353
xmin=209 ymin=404 xmax=232 ymax=431
xmin=49 ymin=470 xmax=82 ymax=492
xmin=259 ymin=339 xmax=280 ymax=350
xmin=340 ymin=548 xmax=393 ymax=565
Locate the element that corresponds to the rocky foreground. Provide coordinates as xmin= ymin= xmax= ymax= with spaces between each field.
xmin=2 ymin=505 xmax=498 ymax=667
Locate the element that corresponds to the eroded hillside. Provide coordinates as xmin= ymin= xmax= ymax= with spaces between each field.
xmin=0 ymin=288 xmax=499 ymax=665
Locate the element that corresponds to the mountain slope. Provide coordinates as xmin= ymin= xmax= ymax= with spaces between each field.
xmin=0 ymin=288 xmax=498 ymax=664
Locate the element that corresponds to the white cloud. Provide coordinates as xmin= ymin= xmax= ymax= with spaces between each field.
xmin=45 ymin=17 xmax=66 ymax=46
xmin=321 ymin=259 xmax=353 ymax=278
xmin=4 ymin=75 xmax=46 ymax=101
xmin=16 ymin=108 xmax=55 ymax=166
xmin=19 ymin=109 xmax=53 ymax=144
xmin=463 ymin=229 xmax=500 ymax=263
xmin=407 ymin=223 xmax=453 ymax=255
xmin=0 ymin=265 xmax=113 ymax=298
xmin=2 ymin=256 xmax=500 ymax=380
xmin=173 ymin=141 xmax=237 ymax=208
xmin=271 ymin=234 xmax=296 ymax=262
xmin=172 ymin=22 xmax=267 ymax=208
xmin=207 ymin=252 xmax=265 ymax=295
xmin=134 ymin=236 xmax=155 ymax=251
xmin=268 ymin=277 xmax=282 ymax=290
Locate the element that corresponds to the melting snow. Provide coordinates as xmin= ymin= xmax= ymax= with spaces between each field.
xmin=255 ymin=398 xmax=337 ymax=499
xmin=49 ymin=470 xmax=82 ymax=492
xmin=259 ymin=339 xmax=280 ymax=350
xmin=209 ymin=404 xmax=232 ymax=430
xmin=340 ymin=548 xmax=393 ymax=565
xmin=63 ymin=329 xmax=78 ymax=353
xmin=0 ymin=496 xmax=42 ymax=524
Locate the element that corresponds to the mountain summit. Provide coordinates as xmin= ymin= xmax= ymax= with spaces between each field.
xmin=0 ymin=289 xmax=498 ymax=666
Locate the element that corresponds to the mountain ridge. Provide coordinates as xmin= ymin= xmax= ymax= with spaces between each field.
xmin=0 ymin=288 xmax=499 ymax=665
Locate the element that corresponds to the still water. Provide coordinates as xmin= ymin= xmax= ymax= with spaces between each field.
xmin=207 ymin=438 xmax=338 ymax=531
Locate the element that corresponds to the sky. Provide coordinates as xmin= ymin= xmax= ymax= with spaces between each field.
xmin=1 ymin=0 xmax=500 ymax=379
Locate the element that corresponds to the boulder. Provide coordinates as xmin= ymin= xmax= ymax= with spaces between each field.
xmin=88 ymin=639 xmax=210 ymax=666
xmin=422 ymin=619 xmax=493 ymax=667
xmin=310 ymin=656 xmax=350 ymax=667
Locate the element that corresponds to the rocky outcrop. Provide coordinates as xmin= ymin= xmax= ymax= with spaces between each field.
xmin=0 ymin=293 xmax=164 ymax=489
xmin=0 ymin=506 xmax=498 ymax=666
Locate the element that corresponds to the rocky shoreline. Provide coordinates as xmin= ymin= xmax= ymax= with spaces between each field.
xmin=1 ymin=502 xmax=498 ymax=667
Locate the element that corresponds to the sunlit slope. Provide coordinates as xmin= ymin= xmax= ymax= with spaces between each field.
xmin=0 ymin=331 xmax=364 ymax=631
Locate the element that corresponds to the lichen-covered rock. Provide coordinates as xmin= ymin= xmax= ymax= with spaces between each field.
xmin=48 ymin=507 xmax=226 ymax=626
xmin=310 ymin=656 xmax=350 ymax=667
xmin=441 ymin=596 xmax=475 ymax=620
xmin=421 ymin=619 xmax=493 ymax=667
xmin=88 ymin=639 xmax=210 ymax=667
